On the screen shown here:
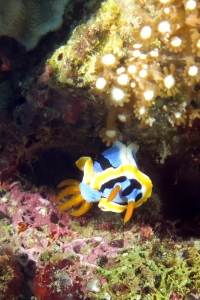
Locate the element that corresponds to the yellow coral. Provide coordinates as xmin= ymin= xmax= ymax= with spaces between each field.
xmin=99 ymin=106 xmax=119 ymax=146
xmin=191 ymin=29 xmax=200 ymax=57
xmin=184 ymin=56 xmax=200 ymax=86
xmin=133 ymin=103 xmax=148 ymax=122
xmin=166 ymin=33 xmax=186 ymax=53
xmin=158 ymin=64 xmax=181 ymax=97
xmin=48 ymin=0 xmax=200 ymax=143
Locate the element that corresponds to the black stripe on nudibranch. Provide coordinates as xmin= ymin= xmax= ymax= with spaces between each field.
xmin=121 ymin=179 xmax=142 ymax=196
xmin=100 ymin=176 xmax=127 ymax=191
xmin=135 ymin=192 xmax=142 ymax=202
xmin=95 ymin=154 xmax=113 ymax=170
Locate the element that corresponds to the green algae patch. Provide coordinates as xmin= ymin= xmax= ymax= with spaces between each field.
xmin=48 ymin=0 xmax=129 ymax=89
xmin=96 ymin=241 xmax=200 ymax=299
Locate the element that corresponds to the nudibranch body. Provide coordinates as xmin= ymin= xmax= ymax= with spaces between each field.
xmin=56 ymin=141 xmax=152 ymax=223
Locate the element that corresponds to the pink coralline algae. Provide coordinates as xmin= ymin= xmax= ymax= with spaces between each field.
xmin=169 ymin=292 xmax=183 ymax=300
xmin=0 ymin=184 xmax=73 ymax=259
xmin=33 ymin=259 xmax=90 ymax=300
xmin=61 ymin=236 xmax=123 ymax=266
xmin=0 ymin=183 xmax=125 ymax=299
xmin=139 ymin=225 xmax=154 ymax=239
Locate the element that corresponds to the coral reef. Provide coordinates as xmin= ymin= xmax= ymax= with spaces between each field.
xmin=0 ymin=0 xmax=69 ymax=50
xmin=1 ymin=181 xmax=200 ymax=299
xmin=49 ymin=0 xmax=200 ymax=145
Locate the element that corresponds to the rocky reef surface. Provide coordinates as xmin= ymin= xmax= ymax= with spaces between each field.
xmin=0 ymin=0 xmax=200 ymax=299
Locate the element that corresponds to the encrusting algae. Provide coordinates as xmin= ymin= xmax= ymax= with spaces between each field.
xmin=49 ymin=0 xmax=200 ymax=146
xmin=96 ymin=241 xmax=200 ymax=299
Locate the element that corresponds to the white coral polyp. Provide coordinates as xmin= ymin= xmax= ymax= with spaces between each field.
xmin=111 ymin=87 xmax=125 ymax=102
xmin=164 ymin=74 xmax=175 ymax=89
xmin=116 ymin=67 xmax=125 ymax=74
xmin=118 ymin=114 xmax=127 ymax=122
xmin=196 ymin=39 xmax=200 ymax=49
xmin=188 ymin=65 xmax=198 ymax=76
xmin=132 ymin=50 xmax=141 ymax=57
xmin=102 ymin=54 xmax=116 ymax=66
xmin=144 ymin=90 xmax=154 ymax=101
xmin=185 ymin=0 xmax=196 ymax=10
xmin=139 ymin=107 xmax=146 ymax=115
xmin=150 ymin=49 xmax=159 ymax=57
xmin=133 ymin=43 xmax=142 ymax=49
xmin=158 ymin=21 xmax=170 ymax=33
xmin=164 ymin=7 xmax=170 ymax=14
xmin=140 ymin=54 xmax=147 ymax=60
xmin=171 ymin=36 xmax=182 ymax=47
xmin=174 ymin=112 xmax=181 ymax=118
xmin=127 ymin=65 xmax=137 ymax=74
xmin=130 ymin=81 xmax=136 ymax=88
xmin=117 ymin=74 xmax=129 ymax=85
xmin=105 ymin=130 xmax=117 ymax=138
xmin=96 ymin=77 xmax=106 ymax=89
xmin=140 ymin=26 xmax=152 ymax=39
xmin=139 ymin=69 xmax=148 ymax=78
